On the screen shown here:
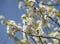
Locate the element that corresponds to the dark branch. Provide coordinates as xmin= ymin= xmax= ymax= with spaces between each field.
xmin=42 ymin=3 xmax=60 ymax=6
xmin=47 ymin=16 xmax=60 ymax=27
xmin=39 ymin=37 xmax=44 ymax=44
xmin=29 ymin=36 xmax=37 ymax=44
xmin=30 ymin=34 xmax=60 ymax=41
xmin=20 ymin=30 xmax=60 ymax=41
xmin=21 ymin=30 xmax=44 ymax=44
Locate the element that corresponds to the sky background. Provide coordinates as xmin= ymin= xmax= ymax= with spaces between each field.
xmin=0 ymin=0 xmax=60 ymax=44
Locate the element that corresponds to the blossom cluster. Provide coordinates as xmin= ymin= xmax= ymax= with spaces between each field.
xmin=0 ymin=0 xmax=60 ymax=44
xmin=18 ymin=0 xmax=60 ymax=44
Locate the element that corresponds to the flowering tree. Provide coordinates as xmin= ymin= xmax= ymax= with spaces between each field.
xmin=0 ymin=0 xmax=60 ymax=44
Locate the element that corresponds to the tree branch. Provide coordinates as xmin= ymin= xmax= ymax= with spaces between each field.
xmin=39 ymin=37 xmax=44 ymax=44
xmin=42 ymin=3 xmax=60 ymax=6
xmin=21 ymin=30 xmax=44 ymax=44
xmin=29 ymin=36 xmax=37 ymax=44
xmin=30 ymin=34 xmax=60 ymax=41
xmin=20 ymin=30 xmax=60 ymax=43
xmin=47 ymin=16 xmax=60 ymax=27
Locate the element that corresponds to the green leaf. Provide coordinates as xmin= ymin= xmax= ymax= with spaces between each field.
xmin=34 ymin=24 xmax=39 ymax=30
xmin=25 ymin=0 xmax=30 ymax=6
xmin=48 ymin=6 xmax=54 ymax=14
xmin=54 ymin=12 xmax=60 ymax=18
xmin=5 ymin=20 xmax=10 ymax=25
xmin=21 ymin=40 xmax=30 ymax=44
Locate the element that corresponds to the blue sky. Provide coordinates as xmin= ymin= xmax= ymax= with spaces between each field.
xmin=0 ymin=0 xmax=24 ymax=44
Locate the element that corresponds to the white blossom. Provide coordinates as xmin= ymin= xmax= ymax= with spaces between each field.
xmin=21 ymin=14 xmax=27 ymax=25
xmin=44 ymin=15 xmax=47 ymax=19
xmin=51 ymin=0 xmax=59 ymax=3
xmin=23 ymin=25 xmax=32 ymax=40
xmin=1 ymin=0 xmax=60 ymax=44
xmin=48 ymin=1 xmax=52 ymax=5
xmin=18 ymin=1 xmax=25 ymax=9
xmin=54 ymin=27 xmax=60 ymax=32
xmin=0 ymin=15 xmax=5 ymax=25
xmin=39 ymin=2 xmax=46 ymax=8
xmin=47 ymin=23 xmax=54 ymax=28
xmin=58 ymin=18 xmax=60 ymax=24
xmin=6 ymin=20 xmax=22 ymax=37
xmin=6 ymin=25 xmax=16 ymax=38
xmin=26 ymin=17 xmax=34 ymax=25
xmin=48 ymin=42 xmax=53 ymax=44
xmin=49 ymin=31 xmax=60 ymax=44
xmin=29 ymin=0 xmax=36 ymax=2
xmin=0 ymin=15 xmax=5 ymax=20
xmin=49 ymin=31 xmax=58 ymax=37
xmin=36 ymin=20 xmax=45 ymax=36
xmin=48 ymin=8 xmax=57 ymax=17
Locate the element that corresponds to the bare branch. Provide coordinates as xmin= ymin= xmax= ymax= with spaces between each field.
xmin=47 ymin=16 xmax=60 ymax=27
xmin=42 ymin=3 xmax=60 ymax=6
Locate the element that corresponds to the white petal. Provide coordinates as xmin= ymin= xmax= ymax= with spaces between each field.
xmin=29 ymin=0 xmax=35 ymax=2
xmin=0 ymin=15 xmax=5 ymax=20
xmin=48 ymin=43 xmax=53 ymax=44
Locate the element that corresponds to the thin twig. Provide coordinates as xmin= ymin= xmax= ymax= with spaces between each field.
xmin=29 ymin=36 xmax=37 ymax=44
xmin=30 ymin=34 xmax=60 ymax=41
xmin=42 ymin=3 xmax=60 ymax=6
xmin=47 ymin=16 xmax=60 ymax=27
xmin=39 ymin=37 xmax=44 ymax=44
